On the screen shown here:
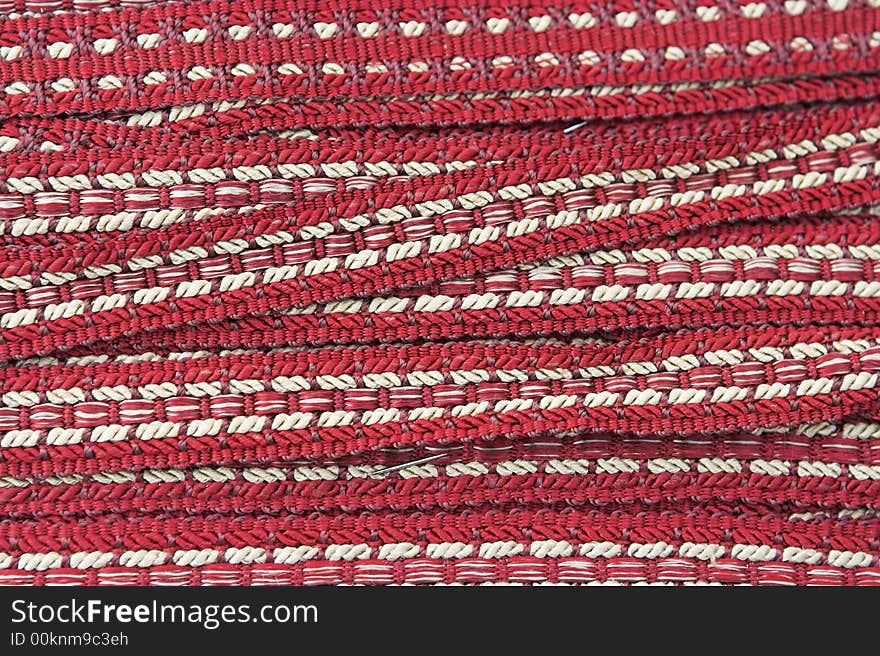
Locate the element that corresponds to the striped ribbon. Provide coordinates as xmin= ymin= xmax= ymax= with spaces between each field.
xmin=1 ymin=0 xmax=879 ymax=586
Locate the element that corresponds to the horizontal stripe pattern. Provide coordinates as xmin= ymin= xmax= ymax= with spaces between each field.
xmin=3 ymin=0 xmax=880 ymax=586
xmin=1 ymin=1 xmax=878 ymax=121
xmin=5 ymin=104 xmax=880 ymax=357
xmin=1 ymin=560 xmax=879 ymax=586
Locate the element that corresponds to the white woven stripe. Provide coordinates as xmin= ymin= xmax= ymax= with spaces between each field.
xmin=1 ymin=456 xmax=876 ymax=488
xmin=0 ymin=368 xmax=875 ymax=448
xmin=2 ymin=337 xmax=875 ymax=404
xmin=0 ymin=542 xmax=873 ymax=571
xmin=273 ymin=278 xmax=880 ymax=322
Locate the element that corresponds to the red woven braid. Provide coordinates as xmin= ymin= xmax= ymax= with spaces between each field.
xmin=0 ymin=0 xmax=878 ymax=586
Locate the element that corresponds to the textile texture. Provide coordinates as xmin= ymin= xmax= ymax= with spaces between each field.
xmin=0 ymin=0 xmax=879 ymax=585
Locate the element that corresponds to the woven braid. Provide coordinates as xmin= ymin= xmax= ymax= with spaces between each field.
xmin=1 ymin=0 xmax=878 ymax=586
